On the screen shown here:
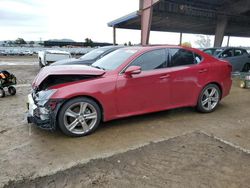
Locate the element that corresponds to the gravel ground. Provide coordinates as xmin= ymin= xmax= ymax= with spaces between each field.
xmin=5 ymin=132 xmax=250 ymax=188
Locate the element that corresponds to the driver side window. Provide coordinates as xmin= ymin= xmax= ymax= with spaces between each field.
xmin=129 ymin=49 xmax=167 ymax=71
xmin=221 ymin=49 xmax=234 ymax=58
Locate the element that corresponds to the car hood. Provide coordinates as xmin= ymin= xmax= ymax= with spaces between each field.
xmin=51 ymin=58 xmax=95 ymax=66
xmin=32 ymin=65 xmax=105 ymax=88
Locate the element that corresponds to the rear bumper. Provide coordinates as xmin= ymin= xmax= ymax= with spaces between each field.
xmin=222 ymin=78 xmax=232 ymax=98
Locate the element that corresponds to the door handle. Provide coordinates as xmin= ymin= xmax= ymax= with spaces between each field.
xmin=160 ymin=74 xmax=170 ymax=79
xmin=198 ymin=69 xmax=208 ymax=73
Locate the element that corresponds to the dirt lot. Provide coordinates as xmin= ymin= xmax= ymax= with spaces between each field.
xmin=1 ymin=56 xmax=250 ymax=187
xmin=6 ymin=132 xmax=250 ymax=188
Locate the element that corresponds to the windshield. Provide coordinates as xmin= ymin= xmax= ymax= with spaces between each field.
xmin=80 ymin=48 xmax=106 ymax=60
xmin=92 ymin=49 xmax=138 ymax=70
xmin=214 ymin=49 xmax=224 ymax=56
xmin=203 ymin=48 xmax=224 ymax=56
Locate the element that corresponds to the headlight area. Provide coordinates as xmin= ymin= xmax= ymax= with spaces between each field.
xmin=34 ymin=89 xmax=57 ymax=120
xmin=28 ymin=89 xmax=65 ymax=130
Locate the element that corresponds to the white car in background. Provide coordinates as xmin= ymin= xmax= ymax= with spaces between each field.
xmin=38 ymin=50 xmax=71 ymax=68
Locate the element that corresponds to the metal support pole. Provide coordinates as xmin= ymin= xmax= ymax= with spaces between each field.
xmin=227 ymin=36 xmax=230 ymax=47
xmin=140 ymin=0 xmax=159 ymax=45
xmin=113 ymin=27 xmax=116 ymax=45
xmin=214 ymin=15 xmax=228 ymax=47
xmin=179 ymin=32 xmax=183 ymax=45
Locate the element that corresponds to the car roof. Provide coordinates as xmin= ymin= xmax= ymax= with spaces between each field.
xmin=203 ymin=47 xmax=247 ymax=50
xmin=121 ymin=45 xmax=197 ymax=52
xmin=97 ymin=45 xmax=124 ymax=50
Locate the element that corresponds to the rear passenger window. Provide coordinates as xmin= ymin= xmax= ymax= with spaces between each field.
xmin=234 ymin=49 xmax=246 ymax=56
xmin=129 ymin=49 xmax=167 ymax=71
xmin=168 ymin=49 xmax=196 ymax=67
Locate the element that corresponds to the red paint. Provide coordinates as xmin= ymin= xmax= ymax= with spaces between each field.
xmin=37 ymin=46 xmax=232 ymax=122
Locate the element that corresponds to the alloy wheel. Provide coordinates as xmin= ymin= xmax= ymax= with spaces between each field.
xmin=201 ymin=87 xmax=219 ymax=111
xmin=63 ymin=102 xmax=98 ymax=135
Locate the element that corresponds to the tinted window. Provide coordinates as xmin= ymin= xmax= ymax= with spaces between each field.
xmin=221 ymin=49 xmax=233 ymax=58
xmin=234 ymin=49 xmax=248 ymax=56
xmin=168 ymin=49 xmax=196 ymax=67
xmin=203 ymin=49 xmax=214 ymax=55
xmin=129 ymin=49 xmax=166 ymax=71
xmin=92 ymin=49 xmax=138 ymax=70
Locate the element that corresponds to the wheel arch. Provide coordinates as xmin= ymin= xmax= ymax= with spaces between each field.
xmin=57 ymin=95 xmax=105 ymax=122
xmin=209 ymin=82 xmax=222 ymax=96
xmin=199 ymin=82 xmax=223 ymax=100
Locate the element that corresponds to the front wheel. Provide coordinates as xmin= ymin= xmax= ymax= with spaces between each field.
xmin=197 ymin=84 xmax=221 ymax=113
xmin=58 ymin=97 xmax=101 ymax=137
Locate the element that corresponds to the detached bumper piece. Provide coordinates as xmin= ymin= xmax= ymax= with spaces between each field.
xmin=26 ymin=93 xmax=62 ymax=131
xmin=27 ymin=114 xmax=53 ymax=130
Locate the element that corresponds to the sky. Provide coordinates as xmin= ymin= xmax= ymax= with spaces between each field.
xmin=1 ymin=0 xmax=250 ymax=47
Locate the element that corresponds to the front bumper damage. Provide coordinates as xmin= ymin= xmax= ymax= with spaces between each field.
xmin=27 ymin=93 xmax=64 ymax=131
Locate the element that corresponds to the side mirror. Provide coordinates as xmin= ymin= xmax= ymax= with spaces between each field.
xmin=124 ymin=66 xmax=141 ymax=76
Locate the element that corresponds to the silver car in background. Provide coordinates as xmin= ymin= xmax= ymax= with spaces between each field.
xmin=203 ymin=47 xmax=250 ymax=72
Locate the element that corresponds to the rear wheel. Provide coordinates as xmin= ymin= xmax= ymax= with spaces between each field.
xmin=197 ymin=84 xmax=221 ymax=113
xmin=242 ymin=63 xmax=250 ymax=72
xmin=58 ymin=97 xmax=101 ymax=137
xmin=0 ymin=88 xmax=5 ymax=98
xmin=8 ymin=86 xmax=16 ymax=95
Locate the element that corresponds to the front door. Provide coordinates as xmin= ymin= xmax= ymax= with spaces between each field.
xmin=115 ymin=49 xmax=171 ymax=117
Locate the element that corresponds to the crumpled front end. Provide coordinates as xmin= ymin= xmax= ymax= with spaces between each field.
xmin=27 ymin=65 xmax=105 ymax=130
xmin=27 ymin=89 xmax=64 ymax=130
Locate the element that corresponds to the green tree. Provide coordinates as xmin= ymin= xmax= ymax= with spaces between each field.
xmin=29 ymin=41 xmax=35 ymax=47
xmin=128 ymin=41 xmax=132 ymax=46
xmin=85 ymin=38 xmax=94 ymax=47
xmin=15 ymin=38 xmax=27 ymax=45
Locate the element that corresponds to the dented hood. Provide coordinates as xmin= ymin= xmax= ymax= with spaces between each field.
xmin=32 ymin=65 xmax=105 ymax=88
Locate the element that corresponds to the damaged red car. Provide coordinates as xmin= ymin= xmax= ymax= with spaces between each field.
xmin=27 ymin=46 xmax=232 ymax=137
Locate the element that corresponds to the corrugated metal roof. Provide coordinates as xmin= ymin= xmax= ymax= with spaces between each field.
xmin=107 ymin=0 xmax=250 ymax=37
xmin=107 ymin=11 xmax=139 ymax=27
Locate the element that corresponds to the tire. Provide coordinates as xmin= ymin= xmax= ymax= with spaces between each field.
xmin=0 ymin=88 xmax=5 ymax=98
xmin=58 ymin=97 xmax=101 ymax=137
xmin=242 ymin=63 xmax=250 ymax=72
xmin=197 ymin=84 xmax=221 ymax=113
xmin=8 ymin=86 xmax=16 ymax=95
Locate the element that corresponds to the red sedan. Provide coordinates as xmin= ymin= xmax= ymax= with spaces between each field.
xmin=27 ymin=46 xmax=232 ymax=137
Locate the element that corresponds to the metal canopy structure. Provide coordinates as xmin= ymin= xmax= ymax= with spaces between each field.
xmin=108 ymin=0 xmax=250 ymax=47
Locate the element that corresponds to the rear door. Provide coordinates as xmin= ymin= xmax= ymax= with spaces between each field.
xmin=232 ymin=49 xmax=249 ymax=71
xmin=115 ymin=49 xmax=171 ymax=116
xmin=167 ymin=48 xmax=209 ymax=107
